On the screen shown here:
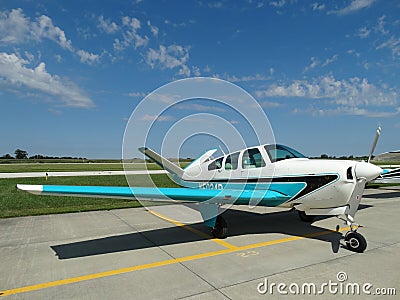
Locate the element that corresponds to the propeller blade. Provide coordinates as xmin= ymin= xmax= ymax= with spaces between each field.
xmin=368 ymin=126 xmax=381 ymax=163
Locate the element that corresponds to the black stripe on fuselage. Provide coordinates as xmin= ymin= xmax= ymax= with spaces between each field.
xmin=183 ymin=174 xmax=339 ymax=201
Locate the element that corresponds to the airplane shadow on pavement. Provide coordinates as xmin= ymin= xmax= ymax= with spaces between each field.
xmin=51 ymin=204 xmax=372 ymax=259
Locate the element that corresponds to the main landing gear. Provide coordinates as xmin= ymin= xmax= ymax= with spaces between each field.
xmin=211 ymin=215 xmax=228 ymax=239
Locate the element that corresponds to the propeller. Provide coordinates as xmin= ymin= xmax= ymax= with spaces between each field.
xmin=367 ymin=126 xmax=381 ymax=163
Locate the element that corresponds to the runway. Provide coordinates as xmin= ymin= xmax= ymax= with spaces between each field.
xmin=0 ymin=170 xmax=167 ymax=179
xmin=0 ymin=188 xmax=399 ymax=299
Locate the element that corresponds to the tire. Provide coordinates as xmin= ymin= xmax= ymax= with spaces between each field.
xmin=345 ymin=231 xmax=367 ymax=253
xmin=211 ymin=215 xmax=228 ymax=239
xmin=298 ymin=210 xmax=315 ymax=222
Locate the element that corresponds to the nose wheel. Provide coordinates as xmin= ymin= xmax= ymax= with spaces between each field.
xmin=344 ymin=231 xmax=367 ymax=253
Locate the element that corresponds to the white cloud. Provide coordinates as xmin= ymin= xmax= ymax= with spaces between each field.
xmin=214 ymin=73 xmax=272 ymax=82
xmin=206 ymin=2 xmax=224 ymax=8
xmin=113 ymin=16 xmax=148 ymax=50
xmin=0 ymin=8 xmax=30 ymax=44
xmin=375 ymin=15 xmax=388 ymax=35
xmin=145 ymin=45 xmax=190 ymax=76
xmin=127 ymin=91 xmax=146 ymax=98
xmin=140 ymin=114 xmax=175 ymax=122
xmin=322 ymin=54 xmax=339 ymax=67
xmin=192 ymin=66 xmax=201 ymax=76
xmin=0 ymin=9 xmax=101 ymax=65
xmin=377 ymin=36 xmax=400 ymax=58
xmin=304 ymin=57 xmax=319 ymax=72
xmin=146 ymin=92 xmax=183 ymax=104
xmin=293 ymin=106 xmax=398 ymax=118
xmin=357 ymin=27 xmax=371 ymax=38
xmin=0 ymin=52 xmax=94 ymax=108
xmin=256 ymin=75 xmax=399 ymax=117
xmin=233 ymin=73 xmax=271 ymax=82
xmin=259 ymin=101 xmax=281 ymax=108
xmin=35 ymin=15 xmax=73 ymax=50
xmin=347 ymin=49 xmax=360 ymax=57
xmin=0 ymin=8 xmax=72 ymax=50
xmin=147 ymin=20 xmax=159 ymax=37
xmin=331 ymin=0 xmax=375 ymax=15
xmin=269 ymin=0 xmax=286 ymax=8
xmin=354 ymin=15 xmax=400 ymax=59
xmin=269 ymin=68 xmax=275 ymax=75
xmin=311 ymin=3 xmax=325 ymax=11
xmin=304 ymin=55 xmax=338 ymax=72
xmin=77 ymin=50 xmax=100 ymax=64
xmin=176 ymin=103 xmax=226 ymax=112
xmin=98 ymin=16 xmax=119 ymax=34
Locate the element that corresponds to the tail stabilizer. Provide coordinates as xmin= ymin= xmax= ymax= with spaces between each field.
xmin=139 ymin=147 xmax=184 ymax=178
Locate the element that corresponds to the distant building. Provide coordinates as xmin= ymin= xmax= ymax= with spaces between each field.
xmin=373 ymin=151 xmax=400 ymax=161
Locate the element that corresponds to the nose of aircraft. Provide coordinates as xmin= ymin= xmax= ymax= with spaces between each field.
xmin=355 ymin=161 xmax=383 ymax=181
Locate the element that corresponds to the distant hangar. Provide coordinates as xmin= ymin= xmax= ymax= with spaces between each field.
xmin=374 ymin=151 xmax=400 ymax=161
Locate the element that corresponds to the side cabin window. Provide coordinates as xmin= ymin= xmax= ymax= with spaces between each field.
xmin=242 ymin=148 xmax=265 ymax=169
xmin=225 ymin=152 xmax=239 ymax=170
xmin=264 ymin=144 xmax=306 ymax=163
xmin=208 ymin=157 xmax=223 ymax=171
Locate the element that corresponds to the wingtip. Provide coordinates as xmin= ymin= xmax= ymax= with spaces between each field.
xmin=16 ymin=184 xmax=43 ymax=192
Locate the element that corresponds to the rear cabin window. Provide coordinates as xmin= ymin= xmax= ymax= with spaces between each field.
xmin=225 ymin=152 xmax=240 ymax=170
xmin=264 ymin=144 xmax=306 ymax=162
xmin=208 ymin=157 xmax=223 ymax=170
xmin=242 ymin=148 xmax=265 ymax=169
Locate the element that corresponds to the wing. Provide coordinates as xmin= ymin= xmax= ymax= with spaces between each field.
xmin=16 ymin=184 xmax=292 ymax=205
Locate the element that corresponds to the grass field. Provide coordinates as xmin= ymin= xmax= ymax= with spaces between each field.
xmin=0 ymin=174 xmax=178 ymax=218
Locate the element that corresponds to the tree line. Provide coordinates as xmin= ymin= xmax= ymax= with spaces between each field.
xmin=1 ymin=149 xmax=86 ymax=160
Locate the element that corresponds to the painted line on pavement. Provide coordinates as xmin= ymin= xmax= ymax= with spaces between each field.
xmin=148 ymin=210 xmax=238 ymax=250
xmin=0 ymin=227 xmax=350 ymax=297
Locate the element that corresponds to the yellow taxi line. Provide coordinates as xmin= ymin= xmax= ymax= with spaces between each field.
xmin=148 ymin=210 xmax=238 ymax=250
xmin=0 ymin=226 xmax=350 ymax=297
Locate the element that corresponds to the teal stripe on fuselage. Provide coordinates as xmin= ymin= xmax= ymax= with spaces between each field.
xmin=177 ymin=179 xmax=306 ymax=198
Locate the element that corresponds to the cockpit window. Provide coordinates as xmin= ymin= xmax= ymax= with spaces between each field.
xmin=225 ymin=152 xmax=239 ymax=170
xmin=242 ymin=148 xmax=265 ymax=169
xmin=208 ymin=157 xmax=223 ymax=170
xmin=264 ymin=144 xmax=306 ymax=163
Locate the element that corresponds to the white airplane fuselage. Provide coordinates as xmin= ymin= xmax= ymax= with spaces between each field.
xmin=178 ymin=144 xmax=382 ymax=212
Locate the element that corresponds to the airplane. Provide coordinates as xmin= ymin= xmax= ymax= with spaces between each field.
xmin=17 ymin=131 xmax=385 ymax=254
xmin=376 ymin=168 xmax=400 ymax=183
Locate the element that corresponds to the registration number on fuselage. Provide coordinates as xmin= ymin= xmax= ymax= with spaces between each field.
xmin=199 ymin=182 xmax=223 ymax=190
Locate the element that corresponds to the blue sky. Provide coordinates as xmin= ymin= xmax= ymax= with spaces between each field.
xmin=0 ymin=0 xmax=399 ymax=159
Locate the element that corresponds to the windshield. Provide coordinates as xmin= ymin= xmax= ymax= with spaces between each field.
xmin=264 ymin=144 xmax=306 ymax=162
